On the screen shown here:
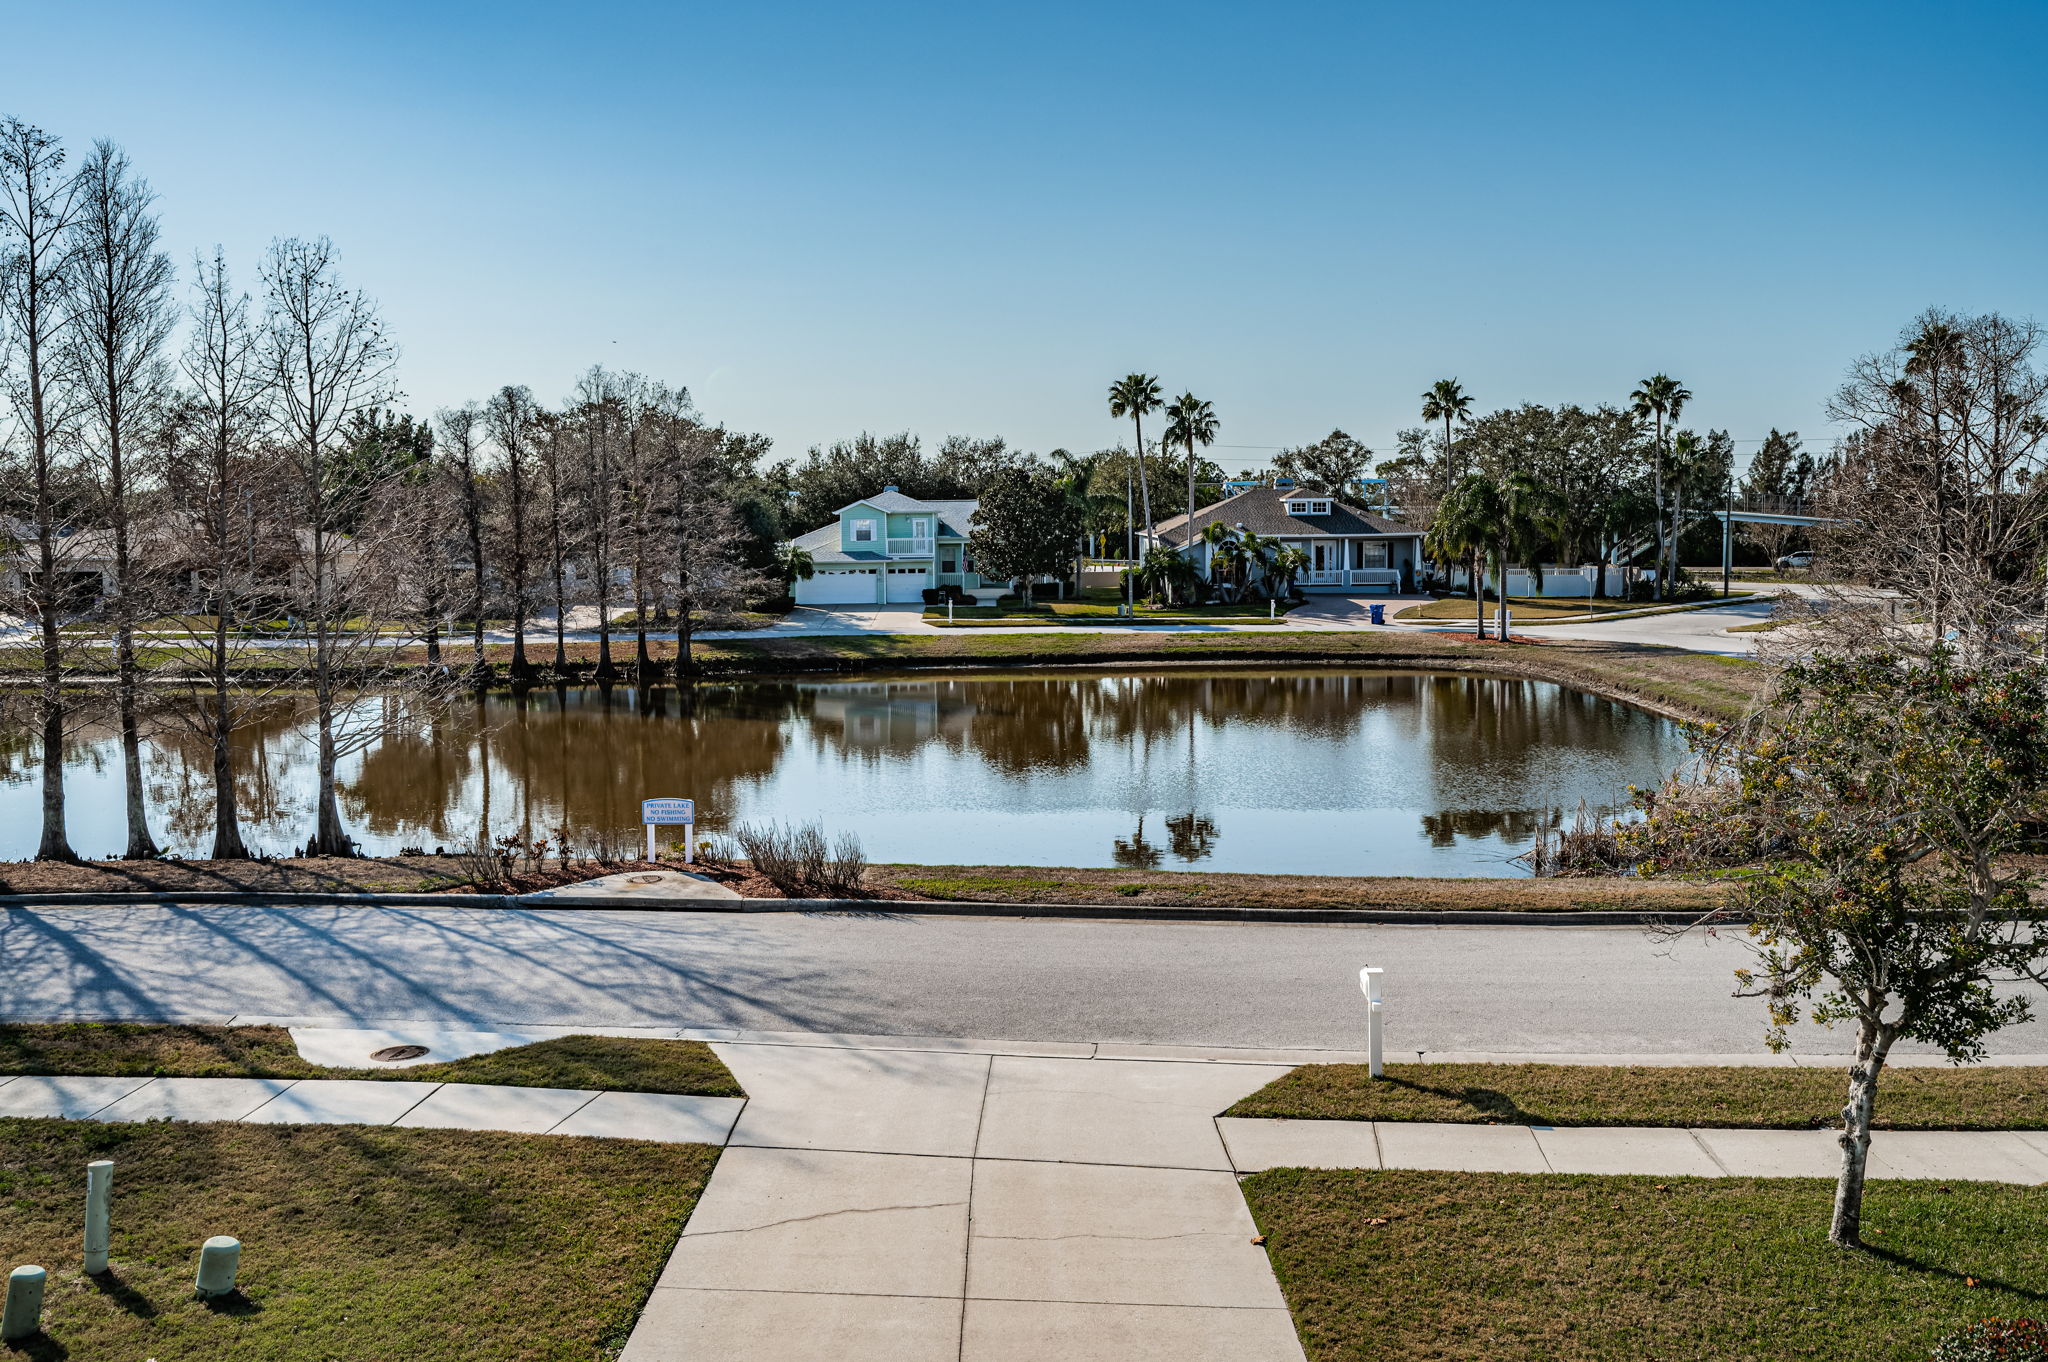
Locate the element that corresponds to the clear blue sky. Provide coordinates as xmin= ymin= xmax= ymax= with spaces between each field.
xmin=7 ymin=1 xmax=2044 ymax=470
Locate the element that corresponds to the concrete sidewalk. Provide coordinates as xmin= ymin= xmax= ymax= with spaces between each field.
xmin=0 ymin=1070 xmax=744 ymax=1142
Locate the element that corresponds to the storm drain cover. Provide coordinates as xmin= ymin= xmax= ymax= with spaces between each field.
xmin=369 ymin=1044 xmax=430 ymax=1062
xmin=629 ymin=873 xmax=665 ymax=885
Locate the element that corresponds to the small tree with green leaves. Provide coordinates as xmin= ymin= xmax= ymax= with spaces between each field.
xmin=967 ymin=467 xmax=1083 ymax=605
xmin=1627 ymin=649 xmax=2048 ymax=1247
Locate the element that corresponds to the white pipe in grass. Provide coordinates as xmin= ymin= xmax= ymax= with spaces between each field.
xmin=1 ymin=1265 xmax=46 ymax=1341
xmin=195 ymin=1236 xmax=241 ymax=1298
xmin=84 ymin=1159 xmax=113 ymax=1275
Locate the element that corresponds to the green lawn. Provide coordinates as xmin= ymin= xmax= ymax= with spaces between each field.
xmin=0 ymin=1024 xmax=742 ymax=1097
xmin=0 ymin=1117 xmax=715 ymax=1361
xmin=1227 ymin=1062 xmax=2048 ymax=1130
xmin=925 ymin=587 xmax=1290 ymax=622
xmin=1242 ymin=1168 xmax=2048 ymax=1361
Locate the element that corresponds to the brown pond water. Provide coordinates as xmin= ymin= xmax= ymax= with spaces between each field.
xmin=3 ymin=669 xmax=1690 ymax=877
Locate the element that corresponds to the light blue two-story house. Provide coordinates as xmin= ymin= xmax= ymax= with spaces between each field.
xmin=788 ymin=487 xmax=1007 ymax=606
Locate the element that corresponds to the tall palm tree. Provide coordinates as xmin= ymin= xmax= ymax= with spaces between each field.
xmin=1108 ymin=374 xmax=1163 ymax=552
xmin=1420 ymin=379 xmax=1474 ymax=501
xmin=1164 ymin=392 xmax=1219 ymax=538
xmin=1630 ymin=373 xmax=1691 ymax=599
xmin=1906 ymin=320 xmax=1965 ymax=640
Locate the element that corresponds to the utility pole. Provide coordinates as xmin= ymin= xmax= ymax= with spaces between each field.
xmin=1722 ymin=468 xmax=1734 ymax=598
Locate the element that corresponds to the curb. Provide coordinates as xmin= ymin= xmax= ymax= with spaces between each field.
xmin=0 ymin=890 xmax=1723 ymax=926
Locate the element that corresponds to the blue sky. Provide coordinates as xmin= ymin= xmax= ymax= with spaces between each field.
xmin=7 ymin=1 xmax=2044 ymax=470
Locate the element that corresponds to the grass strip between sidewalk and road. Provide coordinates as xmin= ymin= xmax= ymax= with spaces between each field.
xmin=0 ymin=1024 xmax=743 ymax=1097
xmin=0 ymin=1117 xmax=716 ymax=1361
xmin=1227 ymin=1061 xmax=2048 ymax=1130
xmin=1241 ymin=1168 xmax=2048 ymax=1362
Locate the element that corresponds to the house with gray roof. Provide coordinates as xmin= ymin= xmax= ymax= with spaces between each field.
xmin=787 ymin=487 xmax=1008 ymax=605
xmin=1152 ymin=484 xmax=1425 ymax=594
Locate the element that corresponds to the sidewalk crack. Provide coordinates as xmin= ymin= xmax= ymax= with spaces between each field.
xmin=686 ymin=1201 xmax=967 ymax=1238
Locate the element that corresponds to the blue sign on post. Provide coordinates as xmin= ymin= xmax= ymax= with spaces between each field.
xmin=641 ymin=798 xmax=696 ymax=825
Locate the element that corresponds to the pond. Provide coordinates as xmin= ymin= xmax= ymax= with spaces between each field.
xmin=3 ymin=669 xmax=1690 ymax=877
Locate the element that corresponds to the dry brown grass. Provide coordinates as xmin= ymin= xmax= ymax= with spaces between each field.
xmin=1227 ymin=1061 xmax=2048 ymax=1129
xmin=867 ymin=864 xmax=1725 ymax=913
xmin=0 ymin=1118 xmax=716 ymax=1361
xmin=0 ymin=1025 xmax=742 ymax=1096
xmin=1242 ymin=1168 xmax=2048 ymax=1361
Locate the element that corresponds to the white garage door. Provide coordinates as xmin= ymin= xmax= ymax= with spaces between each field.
xmin=800 ymin=568 xmax=877 ymax=605
xmin=884 ymin=566 xmax=929 ymax=603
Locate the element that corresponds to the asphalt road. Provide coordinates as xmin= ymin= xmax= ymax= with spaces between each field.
xmin=5 ymin=904 xmax=2044 ymax=1057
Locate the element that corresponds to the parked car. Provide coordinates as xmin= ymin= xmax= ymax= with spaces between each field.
xmin=1775 ymin=551 xmax=1814 ymax=572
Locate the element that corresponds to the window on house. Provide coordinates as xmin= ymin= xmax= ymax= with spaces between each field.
xmin=1286 ymin=498 xmax=1331 ymax=517
xmin=851 ymin=521 xmax=876 ymax=542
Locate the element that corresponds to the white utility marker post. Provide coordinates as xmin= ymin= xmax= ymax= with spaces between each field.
xmin=1359 ymin=966 xmax=1385 ymax=1078
xmin=641 ymin=797 xmax=697 ymax=865
xmin=194 ymin=1236 xmax=241 ymax=1299
xmin=1 ymin=1266 xmax=46 ymax=1341
xmin=83 ymin=1159 xmax=113 ymax=1275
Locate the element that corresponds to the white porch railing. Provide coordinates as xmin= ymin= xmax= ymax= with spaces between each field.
xmin=886 ymin=537 xmax=933 ymax=558
xmin=1302 ymin=569 xmax=1401 ymax=590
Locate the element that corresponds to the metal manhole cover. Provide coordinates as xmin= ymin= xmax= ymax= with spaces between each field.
xmin=369 ymin=1044 xmax=430 ymax=1062
xmin=629 ymin=873 xmax=665 ymax=885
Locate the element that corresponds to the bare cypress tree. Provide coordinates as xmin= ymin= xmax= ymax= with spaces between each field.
xmin=63 ymin=139 xmax=174 ymax=859
xmin=261 ymin=236 xmax=396 ymax=856
xmin=533 ymin=405 xmax=574 ymax=673
xmin=572 ymin=366 xmax=621 ymax=680
xmin=483 ymin=384 xmax=538 ymax=681
xmin=656 ymin=411 xmax=771 ymax=676
xmin=435 ymin=402 xmax=489 ymax=678
xmin=0 ymin=116 xmax=84 ymax=861
xmin=158 ymin=249 xmax=275 ymax=858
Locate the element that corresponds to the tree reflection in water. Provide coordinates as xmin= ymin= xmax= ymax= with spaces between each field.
xmin=1 ymin=670 xmax=1687 ymax=875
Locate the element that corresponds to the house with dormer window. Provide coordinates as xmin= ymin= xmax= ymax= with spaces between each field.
xmin=786 ymin=487 xmax=1008 ymax=606
xmin=1152 ymin=483 xmax=1425 ymax=594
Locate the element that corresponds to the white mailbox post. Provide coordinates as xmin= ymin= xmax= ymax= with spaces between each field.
xmin=1359 ymin=966 xmax=1384 ymax=1079
xmin=641 ymin=797 xmax=697 ymax=864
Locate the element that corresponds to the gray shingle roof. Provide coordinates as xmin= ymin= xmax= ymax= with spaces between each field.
xmin=1153 ymin=487 xmax=1422 ymax=547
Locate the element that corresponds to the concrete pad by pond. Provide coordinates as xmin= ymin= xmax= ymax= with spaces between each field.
xmin=522 ymin=870 xmax=740 ymax=903
xmin=623 ymin=1287 xmax=962 ymax=1362
xmin=1217 ymin=1116 xmax=1382 ymax=1172
xmin=966 ymin=1159 xmax=1284 ymax=1309
xmin=0 ymin=1075 xmax=154 ymax=1118
xmin=290 ymin=1025 xmax=558 ymax=1068
xmin=1532 ymin=1126 xmax=1726 ymax=1177
xmin=1867 ymin=1131 xmax=2048 ymax=1184
xmin=1689 ymin=1128 xmax=1840 ymax=1178
xmin=96 ymin=1077 xmax=298 ymax=1124
xmin=657 ymin=1146 xmax=971 ymax=1298
xmin=395 ymin=1082 xmax=600 ymax=1134
xmin=961 ymin=1299 xmax=1306 ymax=1362
xmin=720 ymin=1043 xmax=989 ymax=1156
xmin=239 ymin=1078 xmax=441 ymax=1126
xmin=975 ymin=1056 xmax=1287 ymax=1170
xmin=548 ymin=1091 xmax=745 ymax=1143
xmin=1375 ymin=1120 xmax=1551 ymax=1173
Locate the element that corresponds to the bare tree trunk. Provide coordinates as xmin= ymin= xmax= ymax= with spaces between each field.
xmin=1830 ymin=1017 xmax=1897 ymax=1247
xmin=207 ymin=613 xmax=249 ymax=859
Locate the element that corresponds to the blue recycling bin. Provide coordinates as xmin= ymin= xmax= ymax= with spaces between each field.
xmin=1368 ymin=602 xmax=1385 ymax=625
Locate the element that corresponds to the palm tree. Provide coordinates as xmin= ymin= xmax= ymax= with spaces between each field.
xmin=1108 ymin=374 xmax=1163 ymax=552
xmin=1906 ymin=320 xmax=1965 ymax=639
xmin=1164 ymin=393 xmax=1219 ymax=537
xmin=1420 ymin=379 xmax=1474 ymax=502
xmin=1199 ymin=520 xmax=1233 ymax=597
xmin=1134 ymin=544 xmax=1199 ymax=606
xmin=774 ymin=543 xmax=815 ymax=599
xmin=1630 ymin=373 xmax=1691 ymax=599
xmin=1270 ymin=545 xmax=1310 ymax=601
xmin=1425 ymin=475 xmax=1501 ymax=638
